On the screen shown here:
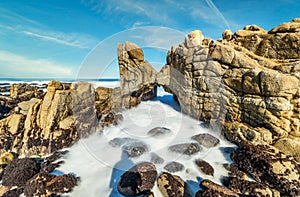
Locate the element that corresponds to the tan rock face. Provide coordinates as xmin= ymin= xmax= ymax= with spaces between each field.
xmin=0 ymin=80 xmax=98 ymax=156
xmin=118 ymin=41 xmax=157 ymax=108
xmin=161 ymin=19 xmax=300 ymax=145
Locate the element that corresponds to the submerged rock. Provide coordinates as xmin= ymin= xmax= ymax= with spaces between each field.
xmin=150 ymin=152 xmax=164 ymax=164
xmin=164 ymin=161 xmax=184 ymax=173
xmin=118 ymin=162 xmax=157 ymax=196
xmin=192 ymin=133 xmax=220 ymax=148
xmin=109 ymin=137 xmax=149 ymax=157
xmin=168 ymin=142 xmax=201 ymax=155
xmin=147 ymin=127 xmax=172 ymax=137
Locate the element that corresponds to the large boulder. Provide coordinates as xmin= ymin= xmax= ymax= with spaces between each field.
xmin=118 ymin=162 xmax=157 ymax=196
xmin=157 ymin=172 xmax=192 ymax=197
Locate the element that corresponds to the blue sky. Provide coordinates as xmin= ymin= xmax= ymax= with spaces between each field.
xmin=0 ymin=0 xmax=299 ymax=79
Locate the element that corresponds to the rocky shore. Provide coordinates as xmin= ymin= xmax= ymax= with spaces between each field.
xmin=1 ymin=18 xmax=300 ymax=196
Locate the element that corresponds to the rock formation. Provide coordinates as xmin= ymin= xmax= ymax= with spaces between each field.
xmin=159 ymin=18 xmax=300 ymax=146
xmin=118 ymin=41 xmax=158 ymax=108
xmin=0 ymin=80 xmax=97 ymax=156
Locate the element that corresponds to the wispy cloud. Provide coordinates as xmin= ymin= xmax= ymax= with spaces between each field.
xmin=22 ymin=30 xmax=96 ymax=49
xmin=0 ymin=50 xmax=74 ymax=78
xmin=0 ymin=8 xmax=98 ymax=49
xmin=83 ymin=0 xmax=235 ymax=33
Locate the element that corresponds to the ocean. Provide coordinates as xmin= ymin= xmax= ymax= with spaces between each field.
xmin=0 ymin=78 xmax=236 ymax=197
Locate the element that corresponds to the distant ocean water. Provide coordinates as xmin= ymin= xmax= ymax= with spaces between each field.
xmin=0 ymin=78 xmax=120 ymax=95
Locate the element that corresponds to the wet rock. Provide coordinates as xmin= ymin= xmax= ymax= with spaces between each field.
xmin=110 ymin=137 xmax=149 ymax=157
xmin=191 ymin=133 xmax=220 ymax=148
xmin=227 ymin=177 xmax=274 ymax=197
xmin=150 ymin=152 xmax=164 ymax=164
xmin=118 ymin=162 xmax=157 ymax=196
xmin=195 ymin=159 xmax=214 ymax=176
xmin=24 ymin=172 xmax=79 ymax=197
xmin=231 ymin=143 xmax=300 ymax=196
xmin=147 ymin=127 xmax=172 ymax=137
xmin=225 ymin=164 xmax=248 ymax=180
xmin=196 ymin=179 xmax=239 ymax=197
xmin=164 ymin=161 xmax=184 ymax=173
xmin=168 ymin=143 xmax=201 ymax=155
xmin=2 ymin=158 xmax=41 ymax=187
xmin=157 ymin=172 xmax=192 ymax=197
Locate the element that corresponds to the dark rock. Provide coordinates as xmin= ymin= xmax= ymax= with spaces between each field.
xmin=169 ymin=143 xmax=201 ymax=155
xmin=227 ymin=177 xmax=274 ymax=196
xmin=2 ymin=188 xmax=24 ymax=197
xmin=147 ymin=127 xmax=172 ymax=137
xmin=142 ymin=191 xmax=155 ymax=197
xmin=157 ymin=172 xmax=192 ymax=197
xmin=2 ymin=158 xmax=41 ymax=187
xmin=150 ymin=152 xmax=164 ymax=164
xmin=231 ymin=144 xmax=300 ymax=196
xmin=109 ymin=137 xmax=149 ymax=157
xmin=191 ymin=133 xmax=220 ymax=148
xmin=24 ymin=172 xmax=79 ymax=197
xmin=226 ymin=164 xmax=248 ymax=180
xmin=195 ymin=159 xmax=214 ymax=176
xmin=196 ymin=179 xmax=239 ymax=197
xmin=164 ymin=161 xmax=184 ymax=173
xmin=118 ymin=162 xmax=157 ymax=196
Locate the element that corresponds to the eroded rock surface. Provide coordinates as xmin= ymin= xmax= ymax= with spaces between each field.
xmin=160 ymin=19 xmax=300 ymax=145
xmin=118 ymin=41 xmax=157 ymax=108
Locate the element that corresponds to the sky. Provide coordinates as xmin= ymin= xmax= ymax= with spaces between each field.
xmin=0 ymin=0 xmax=299 ymax=79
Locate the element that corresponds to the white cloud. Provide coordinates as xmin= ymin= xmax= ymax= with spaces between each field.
xmin=0 ymin=50 xmax=74 ymax=78
xmin=0 ymin=8 xmax=98 ymax=49
xmin=22 ymin=30 xmax=96 ymax=49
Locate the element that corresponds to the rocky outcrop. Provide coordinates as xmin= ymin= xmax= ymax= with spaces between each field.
xmin=0 ymin=151 xmax=78 ymax=197
xmin=0 ymin=80 xmax=98 ymax=156
xmin=160 ymin=19 xmax=300 ymax=145
xmin=118 ymin=41 xmax=157 ymax=108
xmin=231 ymin=143 xmax=300 ymax=196
xmin=196 ymin=179 xmax=239 ymax=197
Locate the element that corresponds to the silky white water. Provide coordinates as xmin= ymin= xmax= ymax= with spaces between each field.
xmin=56 ymin=88 xmax=236 ymax=197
